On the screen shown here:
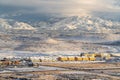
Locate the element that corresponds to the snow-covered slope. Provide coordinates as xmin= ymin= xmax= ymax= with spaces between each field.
xmin=13 ymin=22 xmax=36 ymax=30
xmin=0 ymin=15 xmax=120 ymax=33
xmin=0 ymin=18 xmax=36 ymax=32
xmin=0 ymin=16 xmax=120 ymax=33
xmin=50 ymin=16 xmax=120 ymax=33
xmin=0 ymin=18 xmax=12 ymax=31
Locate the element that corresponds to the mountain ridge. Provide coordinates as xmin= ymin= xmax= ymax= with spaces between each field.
xmin=0 ymin=16 xmax=120 ymax=33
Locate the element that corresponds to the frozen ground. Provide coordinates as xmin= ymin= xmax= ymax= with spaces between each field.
xmin=0 ymin=66 xmax=68 ymax=73
xmin=0 ymin=32 xmax=120 ymax=54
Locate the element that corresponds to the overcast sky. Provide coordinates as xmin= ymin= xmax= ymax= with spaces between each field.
xmin=0 ymin=0 xmax=120 ymax=16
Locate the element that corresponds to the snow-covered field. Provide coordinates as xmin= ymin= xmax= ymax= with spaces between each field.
xmin=0 ymin=30 xmax=119 ymax=57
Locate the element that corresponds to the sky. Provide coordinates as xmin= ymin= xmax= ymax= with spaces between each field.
xmin=0 ymin=0 xmax=120 ymax=16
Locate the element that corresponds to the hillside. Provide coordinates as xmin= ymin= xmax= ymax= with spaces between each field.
xmin=0 ymin=15 xmax=120 ymax=53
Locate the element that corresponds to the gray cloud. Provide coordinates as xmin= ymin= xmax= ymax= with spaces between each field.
xmin=0 ymin=0 xmax=120 ymax=16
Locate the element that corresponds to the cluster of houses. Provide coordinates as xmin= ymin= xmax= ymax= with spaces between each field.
xmin=0 ymin=52 xmax=119 ymax=67
xmin=0 ymin=58 xmax=20 ymax=67
xmin=0 ymin=56 xmax=56 ymax=67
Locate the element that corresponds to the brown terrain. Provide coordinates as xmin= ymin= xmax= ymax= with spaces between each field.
xmin=0 ymin=62 xmax=120 ymax=80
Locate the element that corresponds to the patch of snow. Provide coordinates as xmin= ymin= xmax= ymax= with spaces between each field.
xmin=13 ymin=22 xmax=36 ymax=30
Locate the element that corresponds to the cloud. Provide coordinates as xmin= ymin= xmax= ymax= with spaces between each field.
xmin=0 ymin=0 xmax=120 ymax=16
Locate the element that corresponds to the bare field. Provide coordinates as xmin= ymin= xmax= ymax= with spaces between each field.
xmin=0 ymin=62 xmax=120 ymax=80
xmin=39 ymin=62 xmax=120 ymax=69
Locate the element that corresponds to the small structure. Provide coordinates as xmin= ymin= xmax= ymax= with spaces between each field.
xmin=57 ymin=57 xmax=68 ymax=61
xmin=89 ymin=57 xmax=96 ymax=61
xmin=75 ymin=57 xmax=83 ymax=61
xmin=82 ymin=57 xmax=89 ymax=61
xmin=67 ymin=57 xmax=75 ymax=61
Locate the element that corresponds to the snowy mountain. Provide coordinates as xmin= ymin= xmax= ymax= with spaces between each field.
xmin=13 ymin=22 xmax=36 ymax=30
xmin=0 ymin=15 xmax=120 ymax=33
xmin=47 ymin=16 xmax=120 ymax=33
xmin=0 ymin=18 xmax=36 ymax=32
xmin=0 ymin=18 xmax=12 ymax=30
